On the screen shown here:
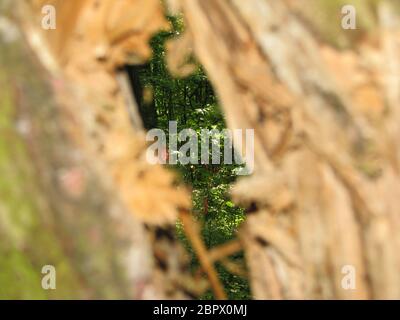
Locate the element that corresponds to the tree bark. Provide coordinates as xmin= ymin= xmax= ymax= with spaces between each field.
xmin=0 ymin=1 xmax=168 ymax=299
xmin=178 ymin=0 xmax=400 ymax=299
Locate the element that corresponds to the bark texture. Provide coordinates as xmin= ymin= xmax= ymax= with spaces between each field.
xmin=0 ymin=10 xmax=153 ymax=299
xmin=177 ymin=0 xmax=400 ymax=299
xmin=1 ymin=0 xmax=191 ymax=299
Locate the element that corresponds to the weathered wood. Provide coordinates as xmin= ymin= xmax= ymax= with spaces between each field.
xmin=178 ymin=0 xmax=400 ymax=299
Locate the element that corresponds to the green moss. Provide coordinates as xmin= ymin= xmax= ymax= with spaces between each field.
xmin=303 ymin=0 xmax=382 ymax=48
xmin=0 ymin=248 xmax=46 ymax=299
xmin=0 ymin=40 xmax=83 ymax=299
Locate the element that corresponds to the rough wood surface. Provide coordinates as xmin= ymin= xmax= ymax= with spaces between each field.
xmin=178 ymin=0 xmax=400 ymax=299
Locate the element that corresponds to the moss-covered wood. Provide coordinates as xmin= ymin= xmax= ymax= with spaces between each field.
xmin=0 ymin=11 xmax=149 ymax=299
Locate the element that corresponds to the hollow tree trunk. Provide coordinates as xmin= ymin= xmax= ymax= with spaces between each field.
xmin=10 ymin=0 xmax=400 ymax=300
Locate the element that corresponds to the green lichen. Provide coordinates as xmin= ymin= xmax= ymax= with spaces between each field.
xmin=0 ymin=38 xmax=83 ymax=299
xmin=302 ymin=0 xmax=383 ymax=49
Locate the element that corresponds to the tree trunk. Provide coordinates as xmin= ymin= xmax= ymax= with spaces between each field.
xmin=7 ymin=0 xmax=400 ymax=299
xmin=178 ymin=0 xmax=400 ymax=299
xmin=0 ymin=1 xmax=171 ymax=299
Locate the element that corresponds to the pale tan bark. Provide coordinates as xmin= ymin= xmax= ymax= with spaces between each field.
xmin=178 ymin=0 xmax=400 ymax=299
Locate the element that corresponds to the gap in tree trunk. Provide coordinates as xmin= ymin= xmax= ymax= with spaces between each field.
xmin=122 ymin=26 xmax=251 ymax=299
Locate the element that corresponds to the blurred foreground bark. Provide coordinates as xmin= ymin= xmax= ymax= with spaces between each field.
xmin=0 ymin=2 xmax=159 ymax=299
